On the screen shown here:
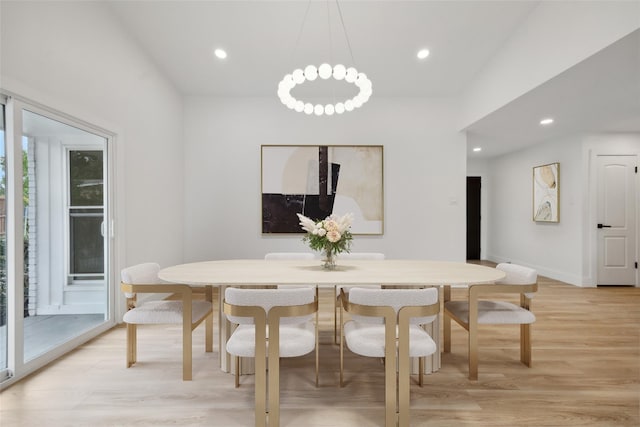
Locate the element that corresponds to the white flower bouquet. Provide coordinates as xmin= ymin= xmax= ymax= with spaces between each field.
xmin=297 ymin=212 xmax=354 ymax=268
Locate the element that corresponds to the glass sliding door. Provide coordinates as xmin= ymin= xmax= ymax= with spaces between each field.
xmin=0 ymin=103 xmax=7 ymax=381
xmin=22 ymin=110 xmax=109 ymax=362
xmin=0 ymin=95 xmax=114 ymax=387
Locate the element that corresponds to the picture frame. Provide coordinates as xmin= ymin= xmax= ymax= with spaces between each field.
xmin=533 ymin=162 xmax=559 ymax=222
xmin=261 ymin=145 xmax=384 ymax=234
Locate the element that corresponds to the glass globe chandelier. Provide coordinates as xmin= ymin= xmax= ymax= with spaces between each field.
xmin=277 ymin=1 xmax=373 ymax=116
xmin=277 ymin=63 xmax=372 ymax=116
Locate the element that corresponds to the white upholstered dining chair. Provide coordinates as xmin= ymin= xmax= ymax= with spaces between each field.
xmin=443 ymin=263 xmax=538 ymax=380
xmin=223 ymin=286 xmax=319 ymax=427
xmin=264 ymin=252 xmax=315 ymax=261
xmin=340 ymin=287 xmax=439 ymax=427
xmin=120 ymin=262 xmax=214 ymax=381
xmin=334 ymin=252 xmax=385 ymax=343
xmin=265 ymin=252 xmax=316 ymax=289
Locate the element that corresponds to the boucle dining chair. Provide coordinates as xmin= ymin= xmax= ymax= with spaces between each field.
xmin=334 ymin=252 xmax=385 ymax=344
xmin=443 ymin=263 xmax=538 ymax=380
xmin=265 ymin=253 xmax=316 ymax=291
xmin=264 ymin=252 xmax=315 ymax=261
xmin=223 ymin=286 xmax=319 ymax=427
xmin=120 ymin=262 xmax=213 ymax=381
xmin=340 ymin=287 xmax=439 ymax=427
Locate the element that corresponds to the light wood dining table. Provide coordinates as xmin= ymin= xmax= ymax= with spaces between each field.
xmin=159 ymin=259 xmax=505 ymax=427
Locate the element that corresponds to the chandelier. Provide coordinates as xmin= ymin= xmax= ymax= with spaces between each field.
xmin=277 ymin=1 xmax=373 ymax=116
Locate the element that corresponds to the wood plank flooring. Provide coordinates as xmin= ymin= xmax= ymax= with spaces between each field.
xmin=1 ymin=274 xmax=638 ymax=426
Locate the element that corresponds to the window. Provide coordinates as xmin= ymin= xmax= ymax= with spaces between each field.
xmin=68 ymin=150 xmax=104 ymax=283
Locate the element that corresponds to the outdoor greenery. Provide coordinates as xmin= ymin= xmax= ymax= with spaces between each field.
xmin=0 ymin=149 xmax=30 ymax=326
xmin=0 ymin=236 xmax=29 ymax=327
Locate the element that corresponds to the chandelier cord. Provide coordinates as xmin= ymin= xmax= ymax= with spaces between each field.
xmin=335 ymin=0 xmax=356 ymax=67
xmin=326 ymin=0 xmax=333 ymax=65
xmin=291 ymin=0 xmax=312 ymax=67
xmin=326 ymin=0 xmax=335 ymax=102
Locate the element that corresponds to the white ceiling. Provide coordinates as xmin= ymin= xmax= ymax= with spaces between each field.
xmin=107 ymin=1 xmax=640 ymax=158
xmin=466 ymin=28 xmax=640 ymax=158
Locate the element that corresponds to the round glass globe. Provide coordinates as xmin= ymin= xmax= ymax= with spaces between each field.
xmin=292 ymin=69 xmax=305 ymax=84
xmin=304 ymin=65 xmax=318 ymax=81
xmin=325 ymin=104 xmax=335 ymax=116
xmin=333 ymin=64 xmax=346 ymax=80
xmin=304 ymin=103 xmax=314 ymax=115
xmin=345 ymin=100 xmax=354 ymax=111
xmin=335 ymin=103 xmax=345 ymax=114
xmin=345 ymin=67 xmax=357 ymax=83
xmin=279 ymin=93 xmax=291 ymax=105
xmin=294 ymin=101 xmax=305 ymax=112
xmin=318 ymin=63 xmax=332 ymax=79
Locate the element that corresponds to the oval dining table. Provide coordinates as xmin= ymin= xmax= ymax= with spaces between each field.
xmin=159 ymin=259 xmax=505 ymax=371
xmin=159 ymin=259 xmax=505 ymax=427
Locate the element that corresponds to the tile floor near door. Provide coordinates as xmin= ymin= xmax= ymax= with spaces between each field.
xmin=0 ymin=314 xmax=105 ymax=366
xmin=1 ymin=275 xmax=639 ymax=427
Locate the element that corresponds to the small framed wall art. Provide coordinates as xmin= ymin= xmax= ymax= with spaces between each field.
xmin=533 ymin=162 xmax=559 ymax=222
xmin=261 ymin=145 xmax=384 ymax=234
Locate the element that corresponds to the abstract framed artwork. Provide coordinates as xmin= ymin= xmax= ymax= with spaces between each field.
xmin=261 ymin=145 xmax=383 ymax=234
xmin=533 ymin=162 xmax=559 ymax=222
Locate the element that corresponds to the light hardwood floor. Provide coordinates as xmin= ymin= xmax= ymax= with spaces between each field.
xmin=1 ymin=274 xmax=639 ymax=426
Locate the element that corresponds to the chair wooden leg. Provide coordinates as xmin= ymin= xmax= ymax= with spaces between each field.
xmin=443 ymin=314 xmax=451 ymax=353
xmin=339 ymin=304 xmax=345 ymax=387
xmin=205 ymin=313 xmax=214 ymax=353
xmin=235 ymin=356 xmax=240 ymax=388
xmin=398 ymin=354 xmax=411 ymax=427
xmin=468 ymin=319 xmax=478 ymax=381
xmin=334 ymin=287 xmax=339 ymax=345
xmin=183 ymin=319 xmax=193 ymax=381
xmin=468 ymin=289 xmax=479 ymax=380
xmin=384 ymin=357 xmax=396 ymax=427
xmin=126 ymin=323 xmax=136 ymax=367
xmin=315 ymin=302 xmax=319 ymax=387
xmin=205 ymin=287 xmax=214 ymax=353
xmin=443 ymin=285 xmax=451 ymax=353
xmin=521 ymin=323 xmax=532 ymax=366
xmin=419 ymin=357 xmax=424 ymax=387
xmin=268 ymin=324 xmax=281 ymax=427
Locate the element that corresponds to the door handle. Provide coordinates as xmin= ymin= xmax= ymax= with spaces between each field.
xmin=597 ymin=223 xmax=612 ymax=229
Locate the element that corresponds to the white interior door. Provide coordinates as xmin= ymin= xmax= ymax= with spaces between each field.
xmin=596 ymin=155 xmax=638 ymax=286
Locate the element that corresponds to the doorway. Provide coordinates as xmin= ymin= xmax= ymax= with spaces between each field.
xmin=467 ymin=176 xmax=481 ymax=260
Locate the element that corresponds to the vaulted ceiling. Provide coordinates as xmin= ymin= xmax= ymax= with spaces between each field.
xmin=107 ymin=1 xmax=640 ymax=158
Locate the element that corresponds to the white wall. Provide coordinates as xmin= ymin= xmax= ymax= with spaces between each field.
xmin=485 ymin=133 xmax=640 ymax=286
xmin=183 ymin=97 xmax=467 ymax=261
xmin=460 ymin=1 xmax=640 ymax=130
xmin=486 ymin=136 xmax=584 ymax=285
xmin=0 ymin=1 xmax=185 ymax=273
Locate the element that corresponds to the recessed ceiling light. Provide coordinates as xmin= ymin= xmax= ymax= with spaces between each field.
xmin=540 ymin=118 xmax=554 ymax=125
xmin=213 ymin=48 xmax=227 ymax=60
xmin=473 ymin=147 xmax=482 ymax=152
xmin=417 ymin=49 xmax=430 ymax=60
